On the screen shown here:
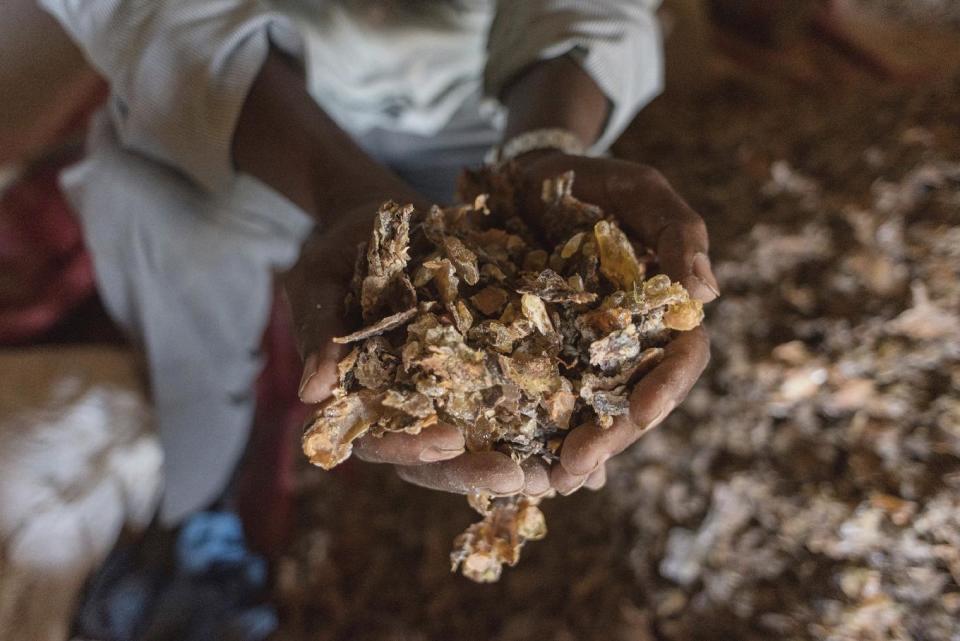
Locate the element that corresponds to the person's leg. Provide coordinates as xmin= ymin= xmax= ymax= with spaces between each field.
xmin=62 ymin=111 xmax=313 ymax=526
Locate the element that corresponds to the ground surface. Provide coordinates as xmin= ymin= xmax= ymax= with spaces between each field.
xmin=276 ymin=12 xmax=960 ymax=641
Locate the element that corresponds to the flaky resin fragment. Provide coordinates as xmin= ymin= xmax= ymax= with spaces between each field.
xmin=301 ymin=169 xmax=705 ymax=581
xmin=450 ymin=493 xmax=547 ymax=583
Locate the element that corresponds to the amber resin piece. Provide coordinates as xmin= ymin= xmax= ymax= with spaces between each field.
xmin=664 ymin=299 xmax=705 ymax=331
xmin=471 ymin=286 xmax=510 ymax=316
xmin=450 ymin=494 xmax=548 ymax=583
xmin=594 ymin=220 xmax=645 ymax=290
xmin=302 ymin=390 xmax=383 ymax=470
xmin=301 ymin=170 xmax=706 ymax=582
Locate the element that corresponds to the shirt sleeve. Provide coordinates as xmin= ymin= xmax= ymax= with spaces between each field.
xmin=485 ymin=0 xmax=664 ymax=154
xmin=37 ymin=0 xmax=305 ymax=193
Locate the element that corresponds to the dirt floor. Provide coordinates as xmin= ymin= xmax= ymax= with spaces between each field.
xmin=276 ymin=10 xmax=960 ymax=641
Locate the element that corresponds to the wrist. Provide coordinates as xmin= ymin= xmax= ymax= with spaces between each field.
xmin=502 ymin=56 xmax=609 ymax=151
xmin=486 ymin=128 xmax=584 ymax=168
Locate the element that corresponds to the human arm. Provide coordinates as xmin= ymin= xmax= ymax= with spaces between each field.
xmin=35 ymin=0 xmax=524 ymax=494
xmin=459 ymin=0 xmax=720 ymax=496
xmin=487 ymin=0 xmax=666 ymax=153
xmin=232 ymin=49 xmax=525 ymax=495
xmin=0 ymin=0 xmax=102 ymax=165
xmin=232 ymin=2 xmax=716 ymax=499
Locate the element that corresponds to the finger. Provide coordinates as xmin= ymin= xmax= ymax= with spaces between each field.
xmin=297 ymin=338 xmax=346 ymax=404
xmin=628 ymin=325 xmax=710 ymax=426
xmin=353 ymin=423 xmax=465 ymax=465
xmin=657 ymin=226 xmax=719 ymax=304
xmin=282 ymin=232 xmax=355 ymax=404
xmin=560 ymin=326 xmax=710 ymax=476
xmin=584 ymin=464 xmax=607 ymax=491
xmin=549 ymin=463 xmax=588 ymax=496
xmin=395 ymin=451 xmax=525 ymax=496
xmin=520 ymin=457 xmax=552 ymax=497
xmin=291 ymin=288 xmax=348 ymax=404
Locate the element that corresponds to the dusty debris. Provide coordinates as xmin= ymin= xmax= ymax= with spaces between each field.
xmin=301 ymin=171 xmax=703 ymax=581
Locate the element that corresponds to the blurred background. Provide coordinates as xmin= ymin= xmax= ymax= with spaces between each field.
xmin=1 ymin=1 xmax=959 ymax=640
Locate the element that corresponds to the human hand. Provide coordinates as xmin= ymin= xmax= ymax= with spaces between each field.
xmin=235 ymin=51 xmax=525 ymax=493
xmin=511 ymin=152 xmax=718 ymax=495
xmin=290 ymin=201 xmax=525 ymax=497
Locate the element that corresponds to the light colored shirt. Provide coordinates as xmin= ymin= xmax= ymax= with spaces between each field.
xmin=40 ymin=0 xmax=663 ymax=192
xmin=38 ymin=0 xmax=664 ymax=523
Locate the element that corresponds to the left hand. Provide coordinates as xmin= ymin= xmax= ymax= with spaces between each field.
xmin=511 ymin=151 xmax=719 ymax=495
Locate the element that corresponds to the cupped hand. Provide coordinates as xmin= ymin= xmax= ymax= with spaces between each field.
xmin=511 ymin=152 xmax=718 ymax=494
xmin=286 ymin=200 xmax=524 ymax=496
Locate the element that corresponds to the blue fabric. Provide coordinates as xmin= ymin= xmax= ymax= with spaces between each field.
xmin=177 ymin=511 xmax=264 ymax=580
xmin=76 ymin=544 xmax=157 ymax=640
xmin=75 ymin=510 xmax=277 ymax=641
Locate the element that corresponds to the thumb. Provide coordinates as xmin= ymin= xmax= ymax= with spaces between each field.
xmin=283 ymin=242 xmax=351 ymax=404
xmin=298 ymin=333 xmax=347 ymax=404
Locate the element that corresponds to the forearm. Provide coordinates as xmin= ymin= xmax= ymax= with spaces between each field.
xmin=0 ymin=0 xmax=99 ymax=164
xmin=488 ymin=0 xmax=664 ymax=152
xmin=502 ymin=56 xmax=611 ymax=148
xmin=233 ymin=49 xmax=421 ymax=223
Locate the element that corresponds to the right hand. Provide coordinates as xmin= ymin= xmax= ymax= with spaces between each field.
xmin=287 ymin=201 xmax=527 ymax=497
xmin=236 ymin=51 xmax=527 ymax=494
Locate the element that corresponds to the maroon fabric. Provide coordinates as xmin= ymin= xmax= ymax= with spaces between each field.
xmin=0 ymin=76 xmax=107 ymax=344
xmin=238 ymin=295 xmax=312 ymax=556
xmin=0 ymin=157 xmax=97 ymax=344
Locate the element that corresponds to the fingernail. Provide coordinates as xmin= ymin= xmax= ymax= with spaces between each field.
xmin=692 ymin=252 xmax=720 ymax=298
xmin=499 ymin=484 xmax=526 ymax=496
xmin=418 ymin=447 xmax=464 ymax=463
xmin=524 ymin=486 xmax=553 ymax=499
xmin=298 ymin=353 xmax=319 ymax=400
xmin=483 ymin=478 xmax=525 ymax=496
xmin=559 ymin=477 xmax=587 ymax=496
xmin=569 ymin=454 xmax=608 ymax=478
xmin=588 ymin=455 xmax=609 ymax=477
xmin=431 ymin=428 xmax=466 ymax=452
xmin=644 ymin=404 xmax=673 ymax=433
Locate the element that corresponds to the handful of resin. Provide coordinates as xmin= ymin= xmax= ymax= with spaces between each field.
xmin=302 ymin=168 xmax=704 ymax=582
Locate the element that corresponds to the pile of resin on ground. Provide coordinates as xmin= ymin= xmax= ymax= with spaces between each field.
xmin=301 ymin=171 xmax=703 ymax=581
